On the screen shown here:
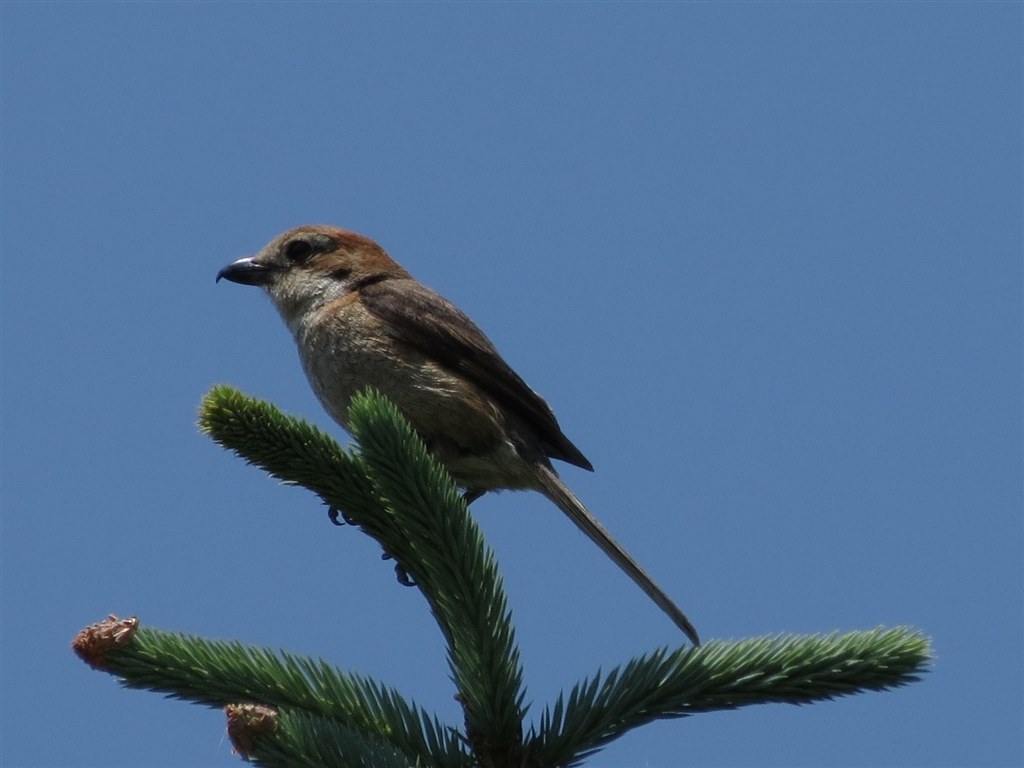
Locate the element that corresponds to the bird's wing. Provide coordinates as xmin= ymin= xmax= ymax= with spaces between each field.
xmin=359 ymin=278 xmax=593 ymax=471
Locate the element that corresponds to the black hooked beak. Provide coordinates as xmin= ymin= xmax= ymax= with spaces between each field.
xmin=216 ymin=257 xmax=277 ymax=286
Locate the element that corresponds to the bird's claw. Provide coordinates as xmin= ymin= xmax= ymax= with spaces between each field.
xmin=327 ymin=506 xmax=359 ymax=526
xmin=395 ymin=563 xmax=416 ymax=587
xmin=379 ymin=552 xmax=415 ymax=585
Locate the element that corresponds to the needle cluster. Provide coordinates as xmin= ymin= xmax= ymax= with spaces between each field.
xmin=70 ymin=385 xmax=932 ymax=768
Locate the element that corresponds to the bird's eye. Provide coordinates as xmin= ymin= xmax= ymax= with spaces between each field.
xmin=285 ymin=239 xmax=313 ymax=262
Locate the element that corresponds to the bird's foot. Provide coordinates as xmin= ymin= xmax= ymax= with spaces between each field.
xmin=394 ymin=564 xmax=416 ymax=587
xmin=327 ymin=506 xmax=359 ymax=526
xmin=381 ymin=552 xmax=416 ymax=586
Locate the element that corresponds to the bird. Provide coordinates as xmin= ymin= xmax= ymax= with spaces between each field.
xmin=217 ymin=225 xmax=700 ymax=645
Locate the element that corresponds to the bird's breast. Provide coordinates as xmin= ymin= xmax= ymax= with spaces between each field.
xmin=293 ymin=300 xmax=535 ymax=489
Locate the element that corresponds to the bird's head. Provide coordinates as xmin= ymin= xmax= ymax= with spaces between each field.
xmin=217 ymin=225 xmax=409 ymax=330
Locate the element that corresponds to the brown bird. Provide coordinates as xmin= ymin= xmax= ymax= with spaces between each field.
xmin=217 ymin=225 xmax=700 ymax=644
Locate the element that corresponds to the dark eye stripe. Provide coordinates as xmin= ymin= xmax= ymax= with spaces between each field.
xmin=285 ymin=240 xmax=313 ymax=262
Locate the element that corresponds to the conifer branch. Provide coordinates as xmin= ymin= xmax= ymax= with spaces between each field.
xmin=199 ymin=384 xmax=383 ymax=525
xmin=199 ymin=385 xmax=527 ymax=766
xmin=82 ymin=620 xmax=470 ymax=767
xmin=233 ymin=706 xmax=419 ymax=768
xmin=346 ymin=390 xmax=526 ymax=766
xmin=526 ymin=627 xmax=932 ymax=767
xmin=64 ymin=385 xmax=938 ymax=767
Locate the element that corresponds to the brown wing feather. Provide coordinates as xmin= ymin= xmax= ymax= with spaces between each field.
xmin=360 ymin=278 xmax=593 ymax=471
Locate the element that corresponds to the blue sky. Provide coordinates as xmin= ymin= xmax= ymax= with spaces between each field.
xmin=1 ymin=3 xmax=1020 ymax=766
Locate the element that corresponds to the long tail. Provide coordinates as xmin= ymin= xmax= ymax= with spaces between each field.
xmin=535 ymin=465 xmax=701 ymax=646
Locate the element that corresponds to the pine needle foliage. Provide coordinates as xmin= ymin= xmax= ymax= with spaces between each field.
xmin=101 ymin=623 xmax=469 ymax=767
xmin=249 ymin=708 xmax=420 ymax=768
xmin=200 ymin=385 xmax=526 ymax=760
xmin=345 ymin=392 xmax=526 ymax=762
xmin=72 ymin=385 xmax=932 ymax=767
xmin=525 ymin=626 xmax=931 ymax=767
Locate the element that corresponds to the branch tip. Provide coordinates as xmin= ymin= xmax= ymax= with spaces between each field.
xmin=225 ymin=703 xmax=279 ymax=761
xmin=71 ymin=614 xmax=139 ymax=670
